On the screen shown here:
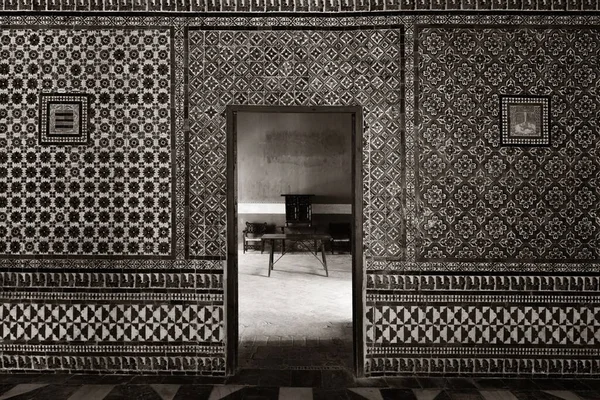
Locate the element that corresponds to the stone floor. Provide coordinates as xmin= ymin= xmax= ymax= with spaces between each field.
xmin=0 ymin=373 xmax=598 ymax=399
xmin=238 ymin=251 xmax=353 ymax=370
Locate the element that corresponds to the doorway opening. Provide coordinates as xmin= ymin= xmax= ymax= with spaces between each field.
xmin=226 ymin=105 xmax=363 ymax=376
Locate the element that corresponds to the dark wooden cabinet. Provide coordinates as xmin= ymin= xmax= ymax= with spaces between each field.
xmin=281 ymin=194 xmax=314 ymax=226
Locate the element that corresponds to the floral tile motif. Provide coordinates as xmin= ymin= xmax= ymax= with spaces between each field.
xmin=0 ymin=28 xmax=174 ymax=258
xmin=186 ymin=28 xmax=406 ymax=259
xmin=417 ymin=26 xmax=600 ymax=262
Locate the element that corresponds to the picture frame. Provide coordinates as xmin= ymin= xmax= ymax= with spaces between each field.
xmin=500 ymin=95 xmax=550 ymax=146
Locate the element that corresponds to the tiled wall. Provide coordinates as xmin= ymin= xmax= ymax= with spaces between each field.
xmin=0 ymin=13 xmax=599 ymax=376
xmin=0 ymin=28 xmax=173 ymax=258
xmin=417 ymin=26 xmax=600 ymax=262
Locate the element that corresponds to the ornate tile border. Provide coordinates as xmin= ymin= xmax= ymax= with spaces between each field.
xmin=0 ymin=0 xmax=599 ymax=11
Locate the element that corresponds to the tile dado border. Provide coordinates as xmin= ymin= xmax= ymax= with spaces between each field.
xmin=366 ymin=357 xmax=600 ymax=376
xmin=0 ymin=270 xmax=224 ymax=290
xmin=0 ymin=259 xmax=224 ymax=270
xmin=0 ymin=292 xmax=223 ymax=301
xmin=367 ymin=272 xmax=600 ymax=291
xmin=0 ymin=0 xmax=600 ymax=12
xmin=0 ymin=344 xmax=226 ymax=374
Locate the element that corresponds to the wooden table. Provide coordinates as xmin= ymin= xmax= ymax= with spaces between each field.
xmin=261 ymin=233 xmax=331 ymax=277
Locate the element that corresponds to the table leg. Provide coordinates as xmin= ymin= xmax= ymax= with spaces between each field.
xmin=321 ymin=240 xmax=328 ymax=277
xmin=268 ymin=239 xmax=274 ymax=277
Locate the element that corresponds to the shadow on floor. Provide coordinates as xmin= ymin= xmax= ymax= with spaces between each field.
xmin=238 ymin=337 xmax=353 ymax=371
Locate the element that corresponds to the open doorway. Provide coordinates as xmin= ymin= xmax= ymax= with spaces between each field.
xmin=226 ymin=106 xmax=364 ymax=376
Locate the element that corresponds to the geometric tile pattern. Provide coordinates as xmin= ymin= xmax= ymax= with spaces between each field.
xmin=416 ymin=27 xmax=600 ymax=262
xmin=0 ymin=303 xmax=224 ymax=343
xmin=366 ymin=269 xmax=600 ymax=375
xmin=187 ymin=28 xmax=405 ymax=259
xmin=39 ymin=93 xmax=90 ymax=145
xmin=366 ymin=304 xmax=600 ymax=345
xmin=0 ymin=0 xmax=598 ymax=11
xmin=0 ymin=28 xmax=173 ymax=257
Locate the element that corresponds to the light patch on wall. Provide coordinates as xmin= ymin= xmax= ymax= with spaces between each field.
xmin=262 ymin=130 xmax=347 ymax=165
xmin=237 ymin=112 xmax=353 ymax=204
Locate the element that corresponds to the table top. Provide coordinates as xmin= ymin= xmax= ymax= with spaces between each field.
xmin=262 ymin=233 xmax=332 ymax=240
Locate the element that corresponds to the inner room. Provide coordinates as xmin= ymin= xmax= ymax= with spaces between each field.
xmin=233 ymin=108 xmax=355 ymax=371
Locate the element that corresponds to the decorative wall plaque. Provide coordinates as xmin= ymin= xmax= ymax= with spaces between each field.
xmin=500 ymin=95 xmax=550 ymax=146
xmin=39 ymin=93 xmax=90 ymax=145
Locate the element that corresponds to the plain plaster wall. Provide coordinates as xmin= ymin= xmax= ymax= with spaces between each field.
xmin=236 ymin=111 xmax=353 ymax=244
xmin=237 ymin=112 xmax=352 ymax=204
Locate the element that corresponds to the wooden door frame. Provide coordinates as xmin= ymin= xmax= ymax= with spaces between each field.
xmin=225 ymin=105 xmax=364 ymax=377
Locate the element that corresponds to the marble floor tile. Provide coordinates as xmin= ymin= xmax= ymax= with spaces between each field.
xmin=447 ymin=380 xmax=478 ymax=390
xmin=4 ymin=384 xmax=80 ymax=400
xmin=312 ymin=388 xmax=351 ymax=400
xmin=237 ymin=387 xmax=279 ymax=399
xmin=0 ymin=373 xmax=595 ymax=400
xmin=555 ymin=383 xmax=594 ymax=391
xmin=208 ymin=385 xmax=245 ymax=400
xmin=290 ymin=371 xmax=321 ymax=387
xmin=103 ymin=385 xmax=163 ymax=400
xmin=572 ymin=391 xmax=600 ymax=400
xmin=380 ymin=388 xmax=417 ymax=400
xmin=348 ymin=387 xmax=385 ymax=400
xmin=475 ymin=380 xmax=509 ymax=390
xmin=385 ymin=377 xmax=422 ymax=389
xmin=172 ymin=385 xmax=213 ymax=400
xmin=543 ymin=391 xmax=582 ymax=400
xmin=258 ymin=370 xmax=292 ymax=387
xmin=321 ymin=370 xmax=354 ymax=389
xmin=480 ymin=390 xmax=520 ymax=400
xmin=67 ymin=385 xmax=116 ymax=400
xmin=279 ymin=387 xmax=313 ymax=400
xmin=448 ymin=390 xmax=485 ymax=400
xmin=413 ymin=389 xmax=443 ymax=400
xmin=0 ymin=383 xmax=48 ymax=400
xmin=150 ymin=384 xmax=181 ymax=400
